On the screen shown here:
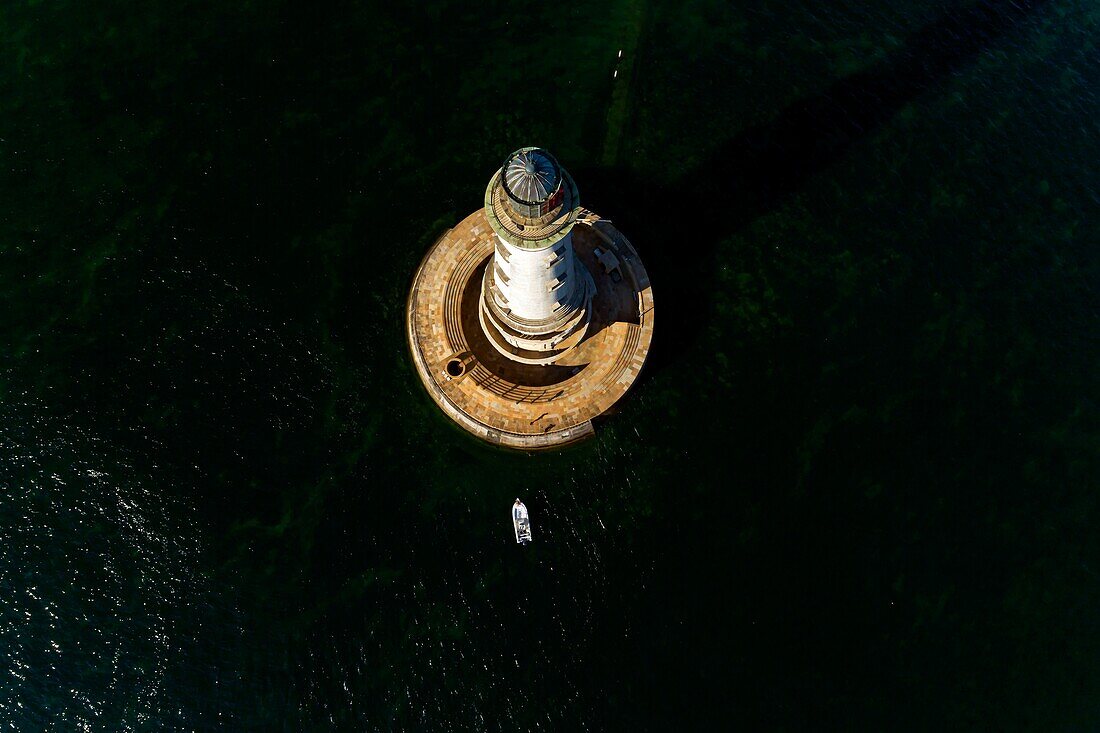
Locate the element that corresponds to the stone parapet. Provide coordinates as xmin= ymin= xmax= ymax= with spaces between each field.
xmin=406 ymin=208 xmax=653 ymax=449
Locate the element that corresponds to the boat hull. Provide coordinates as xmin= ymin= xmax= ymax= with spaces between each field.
xmin=512 ymin=501 xmax=533 ymax=544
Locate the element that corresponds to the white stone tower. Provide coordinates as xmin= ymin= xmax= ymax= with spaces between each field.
xmin=479 ymin=148 xmax=596 ymax=364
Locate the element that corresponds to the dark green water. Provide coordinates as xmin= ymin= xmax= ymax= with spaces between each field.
xmin=2 ymin=0 xmax=1098 ymax=729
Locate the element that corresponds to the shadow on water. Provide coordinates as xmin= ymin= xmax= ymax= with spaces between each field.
xmin=574 ymin=0 xmax=1051 ymax=374
xmin=571 ymin=2 xmax=1059 ymax=728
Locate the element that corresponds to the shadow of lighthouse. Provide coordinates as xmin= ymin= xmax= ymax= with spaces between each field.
xmin=573 ymin=0 xmax=1050 ymax=377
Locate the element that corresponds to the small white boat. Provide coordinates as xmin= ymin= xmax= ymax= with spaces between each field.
xmin=512 ymin=498 xmax=533 ymax=545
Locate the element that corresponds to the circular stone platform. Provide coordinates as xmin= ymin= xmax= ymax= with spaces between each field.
xmin=406 ymin=208 xmax=654 ymax=449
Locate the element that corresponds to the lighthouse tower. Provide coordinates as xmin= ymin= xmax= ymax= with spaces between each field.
xmin=478 ymin=148 xmax=596 ymax=364
xmin=406 ymin=144 xmax=654 ymax=449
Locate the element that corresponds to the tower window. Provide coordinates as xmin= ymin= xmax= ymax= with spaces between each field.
xmin=548 ymin=271 xmax=569 ymax=291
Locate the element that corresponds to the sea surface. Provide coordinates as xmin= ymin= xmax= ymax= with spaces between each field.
xmin=2 ymin=0 xmax=1098 ymax=730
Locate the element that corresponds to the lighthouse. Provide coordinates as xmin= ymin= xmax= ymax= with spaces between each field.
xmin=479 ymin=148 xmax=596 ymax=363
xmin=406 ymin=147 xmax=654 ymax=449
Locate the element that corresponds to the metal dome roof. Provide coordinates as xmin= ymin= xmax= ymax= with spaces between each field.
xmin=503 ymin=149 xmax=559 ymax=203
